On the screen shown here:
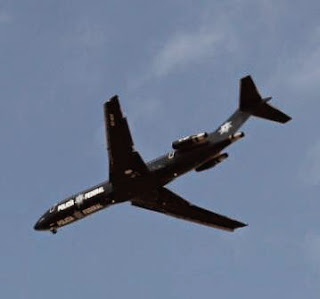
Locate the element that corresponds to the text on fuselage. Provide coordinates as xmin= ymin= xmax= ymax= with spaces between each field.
xmin=57 ymin=199 xmax=74 ymax=211
xmin=57 ymin=187 xmax=105 ymax=211
xmin=84 ymin=186 xmax=104 ymax=199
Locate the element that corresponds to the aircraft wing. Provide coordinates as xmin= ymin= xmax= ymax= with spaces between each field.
xmin=104 ymin=96 xmax=149 ymax=187
xmin=131 ymin=187 xmax=247 ymax=231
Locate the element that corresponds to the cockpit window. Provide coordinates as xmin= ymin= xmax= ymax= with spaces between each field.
xmin=49 ymin=205 xmax=56 ymax=213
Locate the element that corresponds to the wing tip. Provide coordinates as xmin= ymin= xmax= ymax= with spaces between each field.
xmin=104 ymin=95 xmax=119 ymax=106
xmin=227 ymin=221 xmax=248 ymax=232
xmin=281 ymin=114 xmax=292 ymax=123
xmin=226 ymin=223 xmax=248 ymax=232
xmin=240 ymin=74 xmax=252 ymax=82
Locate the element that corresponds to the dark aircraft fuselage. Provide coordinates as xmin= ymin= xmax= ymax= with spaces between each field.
xmin=34 ymin=129 xmax=244 ymax=233
xmin=34 ymin=76 xmax=291 ymax=234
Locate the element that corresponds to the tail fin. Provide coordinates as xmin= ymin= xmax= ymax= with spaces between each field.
xmin=239 ymin=76 xmax=291 ymax=123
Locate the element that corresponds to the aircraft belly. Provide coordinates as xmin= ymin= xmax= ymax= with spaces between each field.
xmin=160 ymin=146 xmax=221 ymax=182
xmin=112 ymin=175 xmax=159 ymax=201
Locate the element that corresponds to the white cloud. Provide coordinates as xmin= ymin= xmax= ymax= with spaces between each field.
xmin=282 ymin=50 xmax=320 ymax=94
xmin=152 ymin=29 xmax=223 ymax=77
xmin=129 ymin=0 xmax=283 ymax=88
xmin=295 ymin=48 xmax=320 ymax=89
xmin=149 ymin=0 xmax=289 ymax=79
xmin=126 ymin=16 xmax=237 ymax=91
xmin=271 ymin=25 xmax=320 ymax=97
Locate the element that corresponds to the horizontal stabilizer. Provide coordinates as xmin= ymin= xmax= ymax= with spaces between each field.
xmin=239 ymin=76 xmax=291 ymax=123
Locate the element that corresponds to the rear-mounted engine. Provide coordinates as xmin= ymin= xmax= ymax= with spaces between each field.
xmin=172 ymin=132 xmax=209 ymax=151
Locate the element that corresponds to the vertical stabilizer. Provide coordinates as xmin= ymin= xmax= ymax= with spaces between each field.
xmin=239 ymin=76 xmax=291 ymax=123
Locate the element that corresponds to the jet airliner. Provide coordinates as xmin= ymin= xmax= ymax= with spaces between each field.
xmin=34 ymin=76 xmax=291 ymax=234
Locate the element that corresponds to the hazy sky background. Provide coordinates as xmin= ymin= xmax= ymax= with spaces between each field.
xmin=1 ymin=1 xmax=320 ymax=298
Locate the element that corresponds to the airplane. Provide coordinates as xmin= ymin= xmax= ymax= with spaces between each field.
xmin=34 ymin=76 xmax=291 ymax=234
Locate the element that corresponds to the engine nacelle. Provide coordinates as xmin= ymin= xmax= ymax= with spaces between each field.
xmin=229 ymin=131 xmax=245 ymax=142
xmin=195 ymin=153 xmax=228 ymax=172
xmin=172 ymin=132 xmax=209 ymax=151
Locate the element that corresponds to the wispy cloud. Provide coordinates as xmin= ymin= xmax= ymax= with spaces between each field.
xmin=128 ymin=1 xmax=284 ymax=89
xmin=152 ymin=29 xmax=223 ymax=77
xmin=271 ymin=25 xmax=320 ymax=98
xmin=127 ymin=16 xmax=236 ymax=91
xmin=289 ymin=48 xmax=320 ymax=93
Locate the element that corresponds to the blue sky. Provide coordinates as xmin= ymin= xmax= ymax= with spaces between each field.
xmin=1 ymin=1 xmax=320 ymax=298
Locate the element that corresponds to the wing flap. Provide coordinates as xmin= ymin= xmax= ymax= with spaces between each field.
xmin=132 ymin=187 xmax=246 ymax=231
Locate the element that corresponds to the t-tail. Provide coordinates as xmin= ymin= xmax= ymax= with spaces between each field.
xmin=210 ymin=76 xmax=291 ymax=140
xmin=239 ymin=75 xmax=291 ymax=123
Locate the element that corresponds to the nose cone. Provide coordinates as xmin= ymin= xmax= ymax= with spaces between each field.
xmin=34 ymin=221 xmax=40 ymax=231
xmin=34 ymin=217 xmax=46 ymax=231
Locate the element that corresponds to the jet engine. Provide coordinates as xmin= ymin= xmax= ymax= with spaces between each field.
xmin=172 ymin=132 xmax=209 ymax=151
xmin=195 ymin=153 xmax=228 ymax=172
